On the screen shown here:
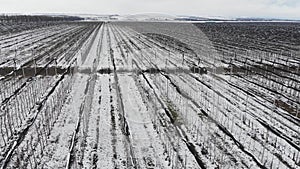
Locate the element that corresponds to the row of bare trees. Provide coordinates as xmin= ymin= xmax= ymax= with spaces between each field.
xmin=0 ymin=15 xmax=83 ymax=23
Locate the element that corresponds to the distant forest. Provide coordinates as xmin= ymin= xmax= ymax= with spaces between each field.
xmin=0 ymin=15 xmax=83 ymax=22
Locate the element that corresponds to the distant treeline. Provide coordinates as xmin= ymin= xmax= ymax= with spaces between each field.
xmin=0 ymin=15 xmax=83 ymax=22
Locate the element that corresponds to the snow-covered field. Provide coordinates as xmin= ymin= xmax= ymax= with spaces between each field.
xmin=0 ymin=21 xmax=299 ymax=169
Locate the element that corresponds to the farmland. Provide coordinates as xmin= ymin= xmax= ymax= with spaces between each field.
xmin=0 ymin=20 xmax=299 ymax=169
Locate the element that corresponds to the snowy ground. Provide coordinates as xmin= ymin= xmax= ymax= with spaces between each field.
xmin=0 ymin=22 xmax=299 ymax=169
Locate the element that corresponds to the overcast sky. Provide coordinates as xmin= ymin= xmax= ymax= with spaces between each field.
xmin=1 ymin=0 xmax=300 ymax=19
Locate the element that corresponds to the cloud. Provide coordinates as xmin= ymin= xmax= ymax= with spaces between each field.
xmin=0 ymin=0 xmax=299 ymax=19
xmin=268 ymin=0 xmax=300 ymax=7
